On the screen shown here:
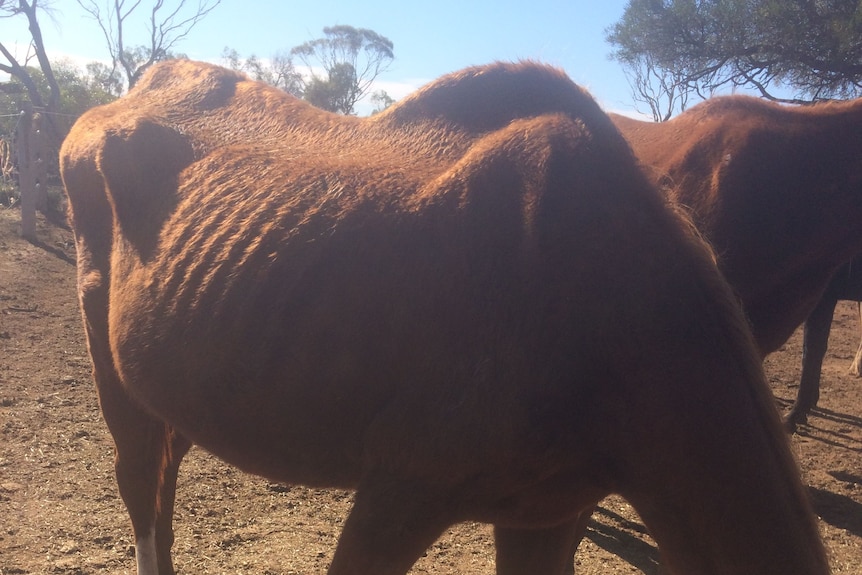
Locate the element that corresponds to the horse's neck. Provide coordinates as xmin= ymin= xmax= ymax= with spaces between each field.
xmin=620 ymin=360 xmax=829 ymax=574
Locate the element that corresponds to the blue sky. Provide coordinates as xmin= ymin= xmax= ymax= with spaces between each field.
xmin=1 ymin=1 xmax=641 ymax=115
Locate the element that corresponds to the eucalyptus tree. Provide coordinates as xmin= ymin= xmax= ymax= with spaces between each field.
xmin=607 ymin=0 xmax=862 ymax=119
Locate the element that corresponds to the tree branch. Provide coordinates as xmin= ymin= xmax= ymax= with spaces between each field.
xmin=77 ymin=0 xmax=220 ymax=89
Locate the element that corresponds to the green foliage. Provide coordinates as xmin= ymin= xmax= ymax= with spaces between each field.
xmin=0 ymin=60 xmax=119 ymax=189
xmin=224 ymin=25 xmax=395 ymax=115
xmin=85 ymin=62 xmax=124 ymax=97
xmin=370 ymin=90 xmax=396 ymax=115
xmin=291 ymin=25 xmax=394 ymax=115
xmin=221 ymin=48 xmax=304 ymax=96
xmin=303 ymin=62 xmax=358 ymax=113
xmin=0 ymin=60 xmax=117 ymax=139
xmin=54 ymin=60 xmax=118 ymax=113
xmin=607 ymin=0 xmax=862 ymax=103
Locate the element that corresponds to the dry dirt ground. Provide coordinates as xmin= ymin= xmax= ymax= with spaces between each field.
xmin=0 ymin=206 xmax=860 ymax=574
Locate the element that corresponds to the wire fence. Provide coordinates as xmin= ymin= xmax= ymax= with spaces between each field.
xmin=2 ymin=105 xmax=77 ymax=193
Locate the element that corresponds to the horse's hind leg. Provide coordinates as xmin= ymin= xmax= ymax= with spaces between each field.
xmin=93 ymin=357 xmax=189 ymax=575
xmin=850 ymin=302 xmax=862 ymax=376
xmin=785 ymin=294 xmax=837 ymax=432
xmin=154 ymin=429 xmax=192 ymax=574
xmin=566 ymin=504 xmax=596 ymax=574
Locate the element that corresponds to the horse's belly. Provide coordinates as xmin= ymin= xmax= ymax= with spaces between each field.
xmin=110 ymin=291 xmax=382 ymax=487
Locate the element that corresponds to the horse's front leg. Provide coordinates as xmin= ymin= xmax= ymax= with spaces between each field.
xmin=327 ymin=471 xmax=453 ymax=575
xmin=494 ymin=511 xmax=592 ymax=575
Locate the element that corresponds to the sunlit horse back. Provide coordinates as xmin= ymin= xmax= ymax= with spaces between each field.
xmin=61 ymin=60 xmax=828 ymax=575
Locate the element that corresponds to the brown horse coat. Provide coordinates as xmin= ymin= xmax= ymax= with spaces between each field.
xmin=61 ymin=60 xmax=827 ymax=575
xmin=612 ymin=98 xmax=862 ymax=356
xmin=612 ymin=100 xmax=862 ymax=432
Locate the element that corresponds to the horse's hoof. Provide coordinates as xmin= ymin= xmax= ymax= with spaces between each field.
xmin=783 ymin=411 xmax=806 ymax=434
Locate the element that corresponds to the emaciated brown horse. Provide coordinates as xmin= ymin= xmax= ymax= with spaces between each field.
xmin=561 ymin=96 xmax=862 ymax=573
xmin=612 ymin=99 xmax=862 ymax=428
xmin=61 ymin=60 xmax=827 ymax=575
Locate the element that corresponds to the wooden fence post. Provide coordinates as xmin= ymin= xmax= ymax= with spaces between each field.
xmin=17 ymin=104 xmax=35 ymax=241
xmin=32 ymin=110 xmax=47 ymax=213
xmin=16 ymin=103 xmax=47 ymax=241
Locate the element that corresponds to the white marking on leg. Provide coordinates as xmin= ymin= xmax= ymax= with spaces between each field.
xmin=135 ymin=526 xmax=158 ymax=575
